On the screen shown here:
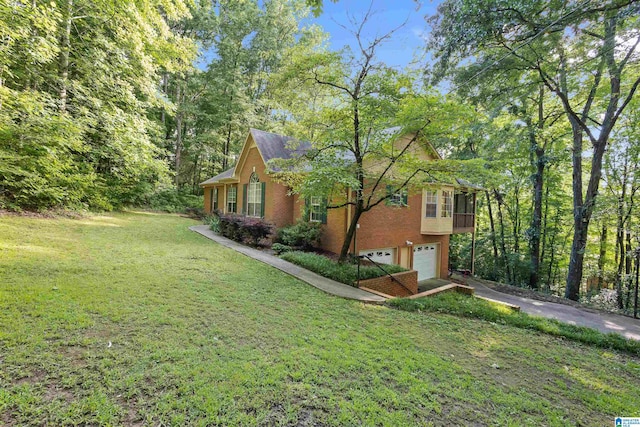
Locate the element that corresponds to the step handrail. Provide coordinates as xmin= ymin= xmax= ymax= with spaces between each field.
xmin=358 ymin=254 xmax=414 ymax=295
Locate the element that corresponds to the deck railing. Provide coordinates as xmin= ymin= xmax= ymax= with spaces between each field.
xmin=453 ymin=213 xmax=475 ymax=229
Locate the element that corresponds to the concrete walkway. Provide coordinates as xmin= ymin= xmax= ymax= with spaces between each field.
xmin=189 ymin=225 xmax=386 ymax=303
xmin=462 ymin=276 xmax=640 ymax=341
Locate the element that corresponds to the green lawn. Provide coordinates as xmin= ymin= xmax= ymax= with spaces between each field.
xmin=0 ymin=212 xmax=639 ymax=426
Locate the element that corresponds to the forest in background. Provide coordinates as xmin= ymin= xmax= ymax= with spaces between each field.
xmin=1 ymin=0 xmax=639 ymax=307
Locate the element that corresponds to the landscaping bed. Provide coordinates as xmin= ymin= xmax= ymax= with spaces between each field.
xmin=280 ymin=250 xmax=407 ymax=286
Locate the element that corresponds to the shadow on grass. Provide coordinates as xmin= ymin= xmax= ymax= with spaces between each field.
xmin=388 ymin=293 xmax=640 ymax=356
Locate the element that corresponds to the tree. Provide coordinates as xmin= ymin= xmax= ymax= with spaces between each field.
xmin=428 ymin=0 xmax=640 ymax=300
xmin=273 ymin=9 xmax=477 ymax=261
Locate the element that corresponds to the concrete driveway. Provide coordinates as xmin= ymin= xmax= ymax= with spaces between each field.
xmin=466 ymin=278 xmax=640 ymax=341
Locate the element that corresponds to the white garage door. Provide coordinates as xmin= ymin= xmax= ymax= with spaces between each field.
xmin=413 ymin=244 xmax=438 ymax=281
xmin=360 ymin=248 xmax=396 ymax=265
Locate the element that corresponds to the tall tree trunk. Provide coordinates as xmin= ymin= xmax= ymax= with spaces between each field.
xmin=59 ymin=0 xmax=73 ymax=112
xmin=565 ymin=117 xmax=586 ymax=300
xmin=546 ymin=207 xmax=561 ymax=291
xmin=223 ymin=123 xmax=232 ymax=170
xmin=495 ymin=190 xmax=512 ymax=284
xmin=174 ymin=84 xmax=183 ymax=187
xmin=597 ymin=223 xmax=607 ymax=289
xmin=529 ymin=148 xmax=545 ymax=290
xmin=512 ymin=186 xmax=520 ymax=253
xmin=485 ymin=191 xmax=499 ymax=259
xmin=625 ymin=230 xmax=633 ymax=309
xmin=565 ymin=14 xmax=628 ymax=301
xmin=616 ymin=221 xmax=626 ymax=309
xmin=339 ymin=203 xmax=363 ymax=263
xmin=540 ymin=184 xmax=551 ymax=290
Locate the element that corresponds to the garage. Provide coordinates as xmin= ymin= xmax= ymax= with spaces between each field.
xmin=359 ymin=247 xmax=396 ymax=265
xmin=413 ymin=244 xmax=439 ymax=281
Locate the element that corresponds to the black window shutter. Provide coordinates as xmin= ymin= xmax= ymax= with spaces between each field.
xmin=402 ymin=190 xmax=408 ymax=206
xmin=242 ymin=184 xmax=247 ymax=215
xmin=260 ymin=182 xmax=266 ymax=218
xmin=321 ymin=198 xmax=328 ymax=224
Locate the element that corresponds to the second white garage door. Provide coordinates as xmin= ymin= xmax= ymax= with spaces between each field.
xmin=360 ymin=248 xmax=396 ymax=265
xmin=413 ymin=244 xmax=439 ymax=281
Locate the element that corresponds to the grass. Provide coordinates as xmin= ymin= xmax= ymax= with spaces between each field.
xmin=0 ymin=212 xmax=638 ymax=426
xmin=280 ymin=250 xmax=407 ymax=286
xmin=389 ymin=292 xmax=640 ymax=356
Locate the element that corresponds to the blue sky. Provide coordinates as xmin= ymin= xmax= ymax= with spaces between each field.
xmin=307 ymin=0 xmax=442 ymax=69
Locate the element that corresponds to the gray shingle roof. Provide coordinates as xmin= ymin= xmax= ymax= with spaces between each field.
xmin=250 ymin=128 xmax=312 ymax=163
xmin=200 ymin=129 xmax=312 ymax=185
xmin=199 ymin=167 xmax=235 ymax=186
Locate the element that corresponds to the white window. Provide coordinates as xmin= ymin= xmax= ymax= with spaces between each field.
xmin=227 ymin=186 xmax=237 ymax=213
xmin=425 ymin=190 xmax=437 ymax=218
xmin=441 ymin=190 xmax=452 ymax=218
xmin=247 ymin=173 xmax=262 ymax=217
xmin=309 ymin=197 xmax=323 ymax=222
xmin=212 ymin=188 xmax=218 ymax=211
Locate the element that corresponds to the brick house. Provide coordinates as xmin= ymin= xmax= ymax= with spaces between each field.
xmin=200 ymin=128 xmax=478 ymax=283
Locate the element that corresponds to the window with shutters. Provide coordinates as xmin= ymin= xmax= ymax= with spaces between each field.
xmin=386 ymin=186 xmax=408 ymax=207
xmin=212 ymin=188 xmax=218 ymax=211
xmin=227 ymin=186 xmax=237 ymax=213
xmin=309 ymin=197 xmax=324 ymax=222
xmin=425 ymin=190 xmax=437 ymax=218
xmin=247 ymin=173 xmax=262 ymax=217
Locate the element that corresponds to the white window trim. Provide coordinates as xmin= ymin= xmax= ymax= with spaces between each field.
xmin=247 ymin=173 xmax=262 ymax=217
xmin=441 ymin=190 xmax=452 ymax=218
xmin=227 ymin=186 xmax=237 ymax=213
xmin=309 ymin=196 xmax=323 ymax=222
xmin=425 ymin=190 xmax=438 ymax=218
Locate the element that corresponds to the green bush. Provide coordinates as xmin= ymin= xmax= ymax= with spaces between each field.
xmin=142 ymin=188 xmax=203 ymax=214
xmin=280 ymin=251 xmax=406 ymax=286
xmin=217 ymin=213 xmax=273 ymax=246
xmin=275 ymin=221 xmax=323 ymax=250
xmin=272 ymin=243 xmax=293 ymax=255
xmin=206 ymin=214 xmax=220 ymax=232
xmin=389 ymin=292 xmax=640 ymax=356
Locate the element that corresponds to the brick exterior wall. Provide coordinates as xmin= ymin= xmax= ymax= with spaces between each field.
xmin=237 ymin=146 xmax=295 ymax=228
xmin=201 ymin=133 xmax=455 ymax=281
xmin=358 ymin=270 xmax=418 ymax=297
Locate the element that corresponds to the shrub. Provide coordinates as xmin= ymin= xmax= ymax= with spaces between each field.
xmin=206 ymin=214 xmax=220 ymax=233
xmin=217 ymin=213 xmax=273 ymax=246
xmin=280 ymin=251 xmax=406 ymax=286
xmin=275 ymin=221 xmax=323 ymax=250
xmin=143 ymin=188 xmax=203 ymax=214
xmin=271 ymin=243 xmax=293 ymax=255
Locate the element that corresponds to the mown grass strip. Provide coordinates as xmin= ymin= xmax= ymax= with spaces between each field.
xmin=389 ymin=292 xmax=640 ymax=356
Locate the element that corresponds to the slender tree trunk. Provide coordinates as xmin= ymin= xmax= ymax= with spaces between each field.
xmin=512 ymin=186 xmax=520 ymax=254
xmin=485 ymin=191 xmax=499 ymax=259
xmin=495 ymin=190 xmax=512 ymax=284
xmin=540 ymin=184 xmax=551 ymax=289
xmin=223 ymin=122 xmax=232 ymax=170
xmin=546 ymin=208 xmax=561 ymax=291
xmin=529 ymin=148 xmax=545 ymax=289
xmin=339 ymin=204 xmax=363 ymax=262
xmin=59 ymin=0 xmax=73 ymax=112
xmin=161 ymin=73 xmax=169 ymax=127
xmin=597 ymin=223 xmax=607 ymax=289
xmin=174 ymin=84 xmax=183 ymax=187
xmin=625 ymin=230 xmax=633 ymax=309
xmin=616 ymin=221 xmax=626 ymax=309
